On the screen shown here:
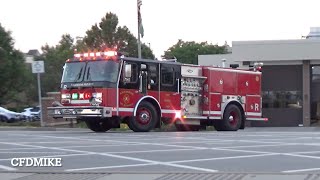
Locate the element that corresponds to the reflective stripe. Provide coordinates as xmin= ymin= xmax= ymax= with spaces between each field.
xmin=205 ymin=67 xmax=261 ymax=74
xmin=117 ymin=108 xmax=134 ymax=112
xmin=113 ymin=108 xmax=180 ymax=113
xmin=70 ymin=100 xmax=89 ymax=104
xmin=162 ymin=109 xmax=179 ymax=114
xmin=117 ymin=108 xmax=178 ymax=114
xmin=203 ymin=111 xmax=221 ymax=115
xmin=246 ymin=117 xmax=268 ymax=121
xmin=246 ymin=112 xmax=262 ymax=116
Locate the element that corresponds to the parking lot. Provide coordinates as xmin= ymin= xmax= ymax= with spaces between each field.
xmin=1 ymin=127 xmax=320 ymax=179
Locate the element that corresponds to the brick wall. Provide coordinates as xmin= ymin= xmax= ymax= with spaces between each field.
xmin=42 ymin=92 xmax=70 ymax=126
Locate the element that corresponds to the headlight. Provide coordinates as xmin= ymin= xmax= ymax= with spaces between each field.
xmin=61 ymin=94 xmax=71 ymax=99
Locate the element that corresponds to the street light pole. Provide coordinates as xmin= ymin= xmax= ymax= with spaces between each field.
xmin=137 ymin=0 xmax=142 ymax=59
xmin=138 ymin=30 xmax=142 ymax=59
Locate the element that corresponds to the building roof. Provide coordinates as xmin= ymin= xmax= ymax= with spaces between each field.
xmin=26 ymin=49 xmax=40 ymax=56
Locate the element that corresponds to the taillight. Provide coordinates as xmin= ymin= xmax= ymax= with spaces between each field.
xmin=84 ymin=92 xmax=92 ymax=99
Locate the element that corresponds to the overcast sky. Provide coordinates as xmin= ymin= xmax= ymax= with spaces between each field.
xmin=0 ymin=0 xmax=319 ymax=58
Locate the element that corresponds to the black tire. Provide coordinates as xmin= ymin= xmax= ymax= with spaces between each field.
xmin=218 ymin=104 xmax=242 ymax=131
xmin=129 ymin=101 xmax=158 ymax=132
xmin=0 ymin=115 xmax=6 ymax=122
xmin=175 ymin=124 xmax=187 ymax=131
xmin=85 ymin=120 xmax=112 ymax=132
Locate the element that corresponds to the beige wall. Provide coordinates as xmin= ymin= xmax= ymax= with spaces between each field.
xmin=233 ymin=39 xmax=320 ymax=61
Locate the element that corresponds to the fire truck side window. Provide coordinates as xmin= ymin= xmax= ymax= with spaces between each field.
xmin=123 ymin=63 xmax=138 ymax=83
xmin=148 ymin=64 xmax=158 ymax=90
xmin=119 ymin=62 xmax=139 ymax=89
xmin=161 ymin=66 xmax=174 ymax=86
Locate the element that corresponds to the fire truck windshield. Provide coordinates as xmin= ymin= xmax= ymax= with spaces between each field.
xmin=85 ymin=61 xmax=119 ymax=83
xmin=62 ymin=60 xmax=119 ymax=83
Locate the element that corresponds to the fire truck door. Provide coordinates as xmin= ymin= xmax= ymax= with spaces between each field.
xmin=159 ymin=64 xmax=181 ymax=116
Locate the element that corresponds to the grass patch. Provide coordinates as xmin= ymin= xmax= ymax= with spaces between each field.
xmin=0 ymin=121 xmax=40 ymax=127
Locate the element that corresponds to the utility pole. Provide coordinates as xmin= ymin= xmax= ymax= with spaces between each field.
xmin=138 ymin=29 xmax=142 ymax=59
xmin=137 ymin=0 xmax=143 ymax=58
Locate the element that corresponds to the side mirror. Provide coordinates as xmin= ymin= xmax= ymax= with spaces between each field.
xmin=141 ymin=64 xmax=147 ymax=71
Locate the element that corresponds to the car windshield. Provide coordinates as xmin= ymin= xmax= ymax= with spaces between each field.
xmin=61 ymin=60 xmax=120 ymax=83
xmin=85 ymin=61 xmax=120 ymax=83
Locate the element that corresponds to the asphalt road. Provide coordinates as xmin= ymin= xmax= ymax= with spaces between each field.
xmin=1 ymin=127 xmax=320 ymax=179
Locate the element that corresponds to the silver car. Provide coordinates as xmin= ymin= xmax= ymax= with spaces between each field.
xmin=0 ymin=107 xmax=22 ymax=123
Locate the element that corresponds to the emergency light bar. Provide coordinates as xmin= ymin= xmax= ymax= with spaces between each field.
xmin=71 ymin=50 xmax=119 ymax=61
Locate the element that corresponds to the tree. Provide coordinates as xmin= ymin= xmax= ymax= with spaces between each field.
xmin=0 ymin=23 xmax=32 ymax=106
xmin=39 ymin=12 xmax=155 ymax=94
xmin=163 ymin=39 xmax=228 ymax=64
xmin=40 ymin=34 xmax=75 ymax=93
xmin=80 ymin=12 xmax=154 ymax=59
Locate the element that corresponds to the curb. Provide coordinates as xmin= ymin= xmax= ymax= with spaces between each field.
xmin=0 ymin=127 xmax=87 ymax=131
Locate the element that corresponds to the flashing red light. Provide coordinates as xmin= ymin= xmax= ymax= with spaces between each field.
xmin=84 ymin=92 xmax=91 ymax=99
xmin=257 ymin=67 xmax=262 ymax=71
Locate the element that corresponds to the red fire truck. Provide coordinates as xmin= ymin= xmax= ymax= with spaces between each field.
xmin=48 ymin=50 xmax=267 ymax=132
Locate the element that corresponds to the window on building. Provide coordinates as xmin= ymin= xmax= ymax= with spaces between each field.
xmin=243 ymin=61 xmax=251 ymax=66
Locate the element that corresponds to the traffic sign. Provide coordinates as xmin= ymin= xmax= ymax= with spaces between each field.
xmin=32 ymin=61 xmax=45 ymax=73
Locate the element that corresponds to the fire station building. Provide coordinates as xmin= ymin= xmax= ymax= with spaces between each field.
xmin=198 ymin=28 xmax=320 ymax=127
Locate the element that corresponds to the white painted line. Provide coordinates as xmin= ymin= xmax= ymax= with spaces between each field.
xmin=21 ymin=141 xmax=87 ymax=144
xmin=168 ymin=153 xmax=278 ymax=164
xmin=108 ymin=148 xmax=200 ymax=154
xmin=0 ymin=147 xmax=45 ymax=151
xmin=165 ymin=163 xmax=217 ymax=173
xmin=211 ymin=147 xmax=273 ymax=154
xmin=66 ymin=163 xmax=156 ymax=172
xmin=0 ymin=141 xmax=218 ymax=173
xmin=283 ymin=167 xmax=320 ymax=173
xmin=62 ymin=143 xmax=142 ymax=148
xmin=0 ymin=152 xmax=66 ymax=154
xmin=0 ymin=153 xmax=89 ymax=161
xmin=0 ymin=164 xmax=17 ymax=171
xmin=291 ymin=150 xmax=320 ymax=154
xmin=283 ymin=153 xmax=320 ymax=160
xmin=215 ymin=143 xmax=296 ymax=149
xmin=13 ymin=134 xmax=207 ymax=150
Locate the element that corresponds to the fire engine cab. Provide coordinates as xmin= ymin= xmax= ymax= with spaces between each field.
xmin=48 ymin=50 xmax=267 ymax=132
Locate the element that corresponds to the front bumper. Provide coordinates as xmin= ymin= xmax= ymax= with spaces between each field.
xmin=47 ymin=106 xmax=113 ymax=119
